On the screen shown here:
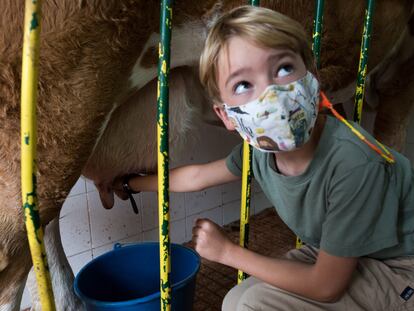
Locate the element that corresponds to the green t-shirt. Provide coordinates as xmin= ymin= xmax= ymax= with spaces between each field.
xmin=226 ymin=116 xmax=414 ymax=259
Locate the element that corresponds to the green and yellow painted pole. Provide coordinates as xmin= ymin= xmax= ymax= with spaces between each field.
xmin=294 ymin=0 xmax=326 ymax=250
xmin=353 ymin=0 xmax=375 ymax=124
xmin=237 ymin=0 xmax=258 ymax=285
xmin=238 ymin=141 xmax=253 ymax=283
xmin=20 ymin=1 xmax=56 ymax=310
xmin=157 ymin=0 xmax=173 ymax=310
xmin=312 ymin=0 xmax=325 ymax=69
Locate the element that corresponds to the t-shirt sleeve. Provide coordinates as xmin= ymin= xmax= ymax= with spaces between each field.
xmin=320 ymin=161 xmax=400 ymax=257
xmin=225 ymin=143 xmax=244 ymax=177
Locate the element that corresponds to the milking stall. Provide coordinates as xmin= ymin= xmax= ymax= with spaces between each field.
xmin=1 ymin=0 xmax=414 ymax=310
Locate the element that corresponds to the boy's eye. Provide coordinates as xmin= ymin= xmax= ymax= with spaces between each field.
xmin=276 ymin=64 xmax=294 ymax=78
xmin=233 ymin=81 xmax=252 ymax=95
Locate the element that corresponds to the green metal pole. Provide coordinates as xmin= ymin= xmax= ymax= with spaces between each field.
xmin=353 ymin=0 xmax=375 ymax=123
xmin=312 ymin=0 xmax=325 ymax=69
xmin=237 ymin=0 xmax=258 ymax=285
xmin=294 ymin=0 xmax=326 ymax=250
xmin=157 ymin=0 xmax=172 ymax=310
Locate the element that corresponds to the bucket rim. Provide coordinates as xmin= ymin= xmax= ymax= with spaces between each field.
xmin=74 ymin=242 xmax=201 ymax=307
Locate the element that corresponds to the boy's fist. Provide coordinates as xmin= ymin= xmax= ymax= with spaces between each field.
xmin=192 ymin=218 xmax=234 ymax=264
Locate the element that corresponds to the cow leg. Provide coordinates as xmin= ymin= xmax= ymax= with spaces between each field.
xmin=0 ymin=205 xmax=32 ymax=311
xmin=0 ymin=263 xmax=28 ymax=311
xmin=27 ymin=217 xmax=84 ymax=311
xmin=374 ymin=80 xmax=414 ymax=151
xmin=0 ymin=272 xmax=27 ymax=311
xmin=372 ymin=12 xmax=414 ymax=151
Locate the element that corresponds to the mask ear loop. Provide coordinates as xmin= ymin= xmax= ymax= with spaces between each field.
xmin=319 ymin=92 xmax=395 ymax=164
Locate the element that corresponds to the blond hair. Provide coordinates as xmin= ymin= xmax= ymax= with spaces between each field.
xmin=199 ymin=6 xmax=315 ymax=102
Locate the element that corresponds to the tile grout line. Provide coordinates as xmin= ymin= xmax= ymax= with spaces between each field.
xmin=86 ymin=191 xmax=94 ymax=258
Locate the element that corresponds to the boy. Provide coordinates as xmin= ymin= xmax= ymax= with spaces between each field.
xmin=117 ymin=6 xmax=414 ymax=310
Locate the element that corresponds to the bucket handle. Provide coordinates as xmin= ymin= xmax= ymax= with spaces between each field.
xmin=113 ymin=242 xmax=137 ymax=250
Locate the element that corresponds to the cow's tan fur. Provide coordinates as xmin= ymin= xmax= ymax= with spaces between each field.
xmin=370 ymin=11 xmax=414 ymax=149
xmin=0 ymin=1 xmax=413 ymax=309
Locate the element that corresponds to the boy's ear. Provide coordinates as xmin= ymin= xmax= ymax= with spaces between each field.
xmin=213 ymin=103 xmax=236 ymax=131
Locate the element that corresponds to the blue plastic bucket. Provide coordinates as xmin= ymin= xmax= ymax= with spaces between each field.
xmin=74 ymin=242 xmax=200 ymax=311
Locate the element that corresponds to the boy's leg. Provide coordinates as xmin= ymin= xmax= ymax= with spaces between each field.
xmin=372 ymin=256 xmax=414 ymax=311
xmin=223 ymin=245 xmax=414 ymax=311
xmin=222 ymin=276 xmax=262 ymax=311
xmin=234 ymin=245 xmax=331 ymax=311
xmin=221 ymin=245 xmax=319 ymax=311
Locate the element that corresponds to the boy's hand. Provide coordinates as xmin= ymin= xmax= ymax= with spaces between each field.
xmin=112 ymin=174 xmax=143 ymax=200
xmin=192 ymin=218 xmax=235 ymax=264
xmin=112 ymin=177 xmax=129 ymax=200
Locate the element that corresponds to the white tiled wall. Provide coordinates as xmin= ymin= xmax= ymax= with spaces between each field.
xmin=20 ymin=122 xmax=272 ymax=309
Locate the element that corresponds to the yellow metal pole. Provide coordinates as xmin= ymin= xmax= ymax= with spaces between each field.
xmin=237 ymin=142 xmax=253 ymax=283
xmin=20 ymin=0 xmax=56 ymax=310
xmin=237 ymin=0 xmax=257 ymax=285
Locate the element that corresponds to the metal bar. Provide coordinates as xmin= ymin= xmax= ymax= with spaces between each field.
xmin=312 ymin=0 xmax=325 ymax=69
xmin=294 ymin=0 xmax=326 ymax=251
xmin=237 ymin=142 xmax=253 ymax=283
xmin=353 ymin=0 xmax=376 ymax=123
xmin=20 ymin=0 xmax=56 ymax=310
xmin=157 ymin=0 xmax=173 ymax=310
xmin=237 ymin=0 xmax=259 ymax=285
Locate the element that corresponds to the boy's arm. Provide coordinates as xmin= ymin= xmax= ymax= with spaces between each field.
xmin=126 ymin=158 xmax=240 ymax=193
xmin=193 ymin=218 xmax=358 ymax=303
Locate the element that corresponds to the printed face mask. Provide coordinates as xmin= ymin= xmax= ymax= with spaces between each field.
xmin=223 ymin=71 xmax=320 ymax=152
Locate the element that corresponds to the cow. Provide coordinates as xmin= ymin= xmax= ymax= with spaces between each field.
xmin=0 ymin=1 xmax=413 ymax=310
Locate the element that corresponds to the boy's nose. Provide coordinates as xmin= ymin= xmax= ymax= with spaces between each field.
xmin=265 ymin=74 xmax=278 ymax=87
xmin=255 ymin=77 xmax=276 ymax=95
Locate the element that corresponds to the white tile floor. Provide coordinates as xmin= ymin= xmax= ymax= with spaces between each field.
xmin=20 ymin=113 xmax=414 ymax=310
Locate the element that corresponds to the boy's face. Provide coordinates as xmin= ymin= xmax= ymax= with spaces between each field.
xmin=213 ymin=36 xmax=307 ymax=130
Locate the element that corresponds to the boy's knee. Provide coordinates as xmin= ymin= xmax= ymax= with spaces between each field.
xmin=224 ymin=280 xmax=299 ymax=311
xmin=236 ymin=284 xmax=267 ymax=310
xmin=284 ymin=245 xmax=318 ymax=264
xmin=222 ymin=277 xmax=261 ymax=311
xmin=222 ymin=284 xmax=244 ymax=311
xmin=223 ymin=283 xmax=270 ymax=311
xmin=236 ymin=283 xmax=292 ymax=311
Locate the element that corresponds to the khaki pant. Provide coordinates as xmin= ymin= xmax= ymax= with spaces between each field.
xmin=222 ymin=245 xmax=414 ymax=311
